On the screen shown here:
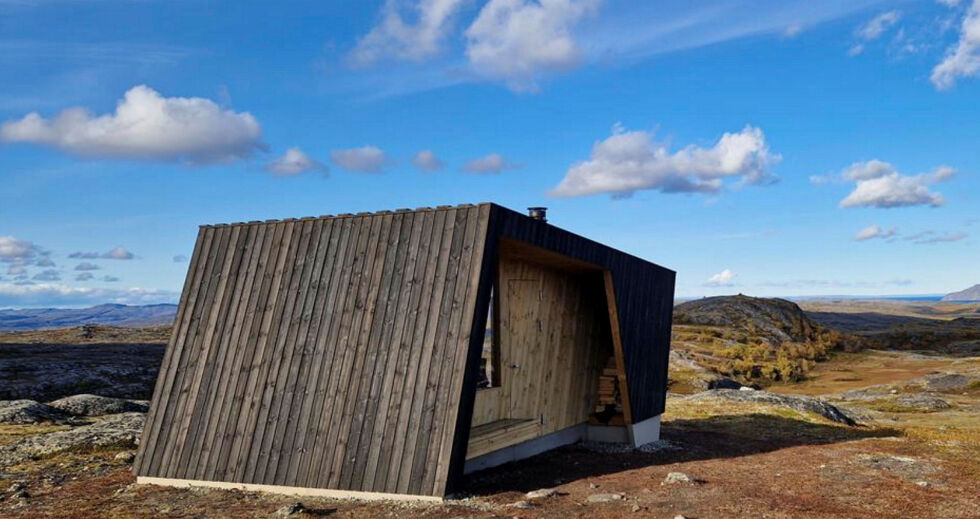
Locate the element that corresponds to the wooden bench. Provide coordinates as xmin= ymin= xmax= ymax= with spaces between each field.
xmin=466 ymin=418 xmax=541 ymax=460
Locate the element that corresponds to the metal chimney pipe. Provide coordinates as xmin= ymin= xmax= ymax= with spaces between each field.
xmin=527 ymin=207 xmax=547 ymax=222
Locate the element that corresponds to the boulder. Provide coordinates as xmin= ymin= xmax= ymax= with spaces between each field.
xmin=684 ymin=389 xmax=857 ymax=425
xmin=47 ymin=394 xmax=149 ymax=416
xmin=662 ymin=472 xmax=697 ymax=484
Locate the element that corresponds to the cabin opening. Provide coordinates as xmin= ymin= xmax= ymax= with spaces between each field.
xmin=465 ymin=238 xmax=629 ymax=468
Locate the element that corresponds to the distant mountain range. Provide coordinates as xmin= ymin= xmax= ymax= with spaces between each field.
xmin=0 ymin=304 xmax=177 ymax=331
xmin=942 ymin=284 xmax=980 ymax=302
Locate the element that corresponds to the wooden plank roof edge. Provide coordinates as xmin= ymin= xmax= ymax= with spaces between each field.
xmin=198 ymin=203 xmax=493 ymax=229
xmin=196 ymin=202 xmax=675 ymax=275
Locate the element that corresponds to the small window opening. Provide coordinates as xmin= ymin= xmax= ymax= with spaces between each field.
xmin=477 ymin=286 xmax=500 ymax=390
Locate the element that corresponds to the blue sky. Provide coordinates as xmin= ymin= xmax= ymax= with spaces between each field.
xmin=1 ymin=0 xmax=978 ymax=307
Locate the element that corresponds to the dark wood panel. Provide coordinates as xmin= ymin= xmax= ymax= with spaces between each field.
xmin=136 ymin=206 xmax=492 ymax=497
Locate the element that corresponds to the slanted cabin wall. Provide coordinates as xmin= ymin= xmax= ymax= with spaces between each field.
xmin=467 ymin=256 xmax=608 ymax=458
xmin=134 ymin=204 xmax=491 ymax=498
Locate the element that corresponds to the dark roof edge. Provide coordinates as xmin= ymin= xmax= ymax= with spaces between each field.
xmin=487 ymin=203 xmax=677 ymax=276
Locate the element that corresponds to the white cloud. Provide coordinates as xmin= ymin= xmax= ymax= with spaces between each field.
xmin=103 ymin=246 xmax=134 ymax=260
xmin=465 ymin=0 xmax=599 ymax=91
xmin=0 ymin=85 xmax=264 ymax=164
xmin=705 ymin=269 xmax=737 ymax=287
xmin=6 ymin=264 xmax=26 ymax=276
xmin=330 ymin=145 xmax=390 ymax=173
xmin=69 ymin=246 xmax=135 ymax=260
xmin=462 ymin=153 xmax=520 ymax=173
xmin=74 ymin=262 xmax=100 ymax=271
xmin=837 ymin=161 xmax=953 ymax=209
xmin=856 ymin=10 xmax=901 ymax=41
xmin=350 ymin=0 xmax=466 ymax=65
xmin=265 ymin=147 xmax=328 ymax=176
xmin=905 ymin=230 xmax=968 ymax=244
xmin=0 ymin=236 xmax=39 ymax=262
xmin=854 ymin=224 xmax=898 ymax=241
xmin=931 ymin=0 xmax=980 ymax=89
xmin=937 ymin=0 xmax=962 ymax=8
xmin=551 ymin=124 xmax=780 ymax=198
xmin=0 ymin=282 xmax=178 ymax=308
xmin=412 ymin=149 xmax=444 ymax=171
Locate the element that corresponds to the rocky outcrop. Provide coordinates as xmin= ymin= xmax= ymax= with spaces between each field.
xmin=684 ymin=389 xmax=856 ymax=425
xmin=674 ymin=295 xmax=824 ymax=346
xmin=0 ymin=400 xmax=72 ymax=424
xmin=0 ymin=412 xmax=145 ymax=468
xmin=47 ymin=394 xmax=149 ymax=416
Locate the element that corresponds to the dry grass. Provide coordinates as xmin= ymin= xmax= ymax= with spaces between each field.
xmin=0 ymin=325 xmax=171 ymax=345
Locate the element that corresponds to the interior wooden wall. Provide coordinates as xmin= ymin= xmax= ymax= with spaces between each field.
xmin=470 ymin=256 xmax=608 ymax=439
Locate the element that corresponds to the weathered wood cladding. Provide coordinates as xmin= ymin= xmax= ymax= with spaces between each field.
xmin=135 ymin=205 xmax=491 ymax=497
xmin=483 ymin=205 xmax=675 ymax=423
xmin=135 ymin=202 xmax=674 ymax=498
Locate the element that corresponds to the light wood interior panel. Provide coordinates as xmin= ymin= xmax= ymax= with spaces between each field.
xmin=469 ymin=255 xmax=609 ymax=458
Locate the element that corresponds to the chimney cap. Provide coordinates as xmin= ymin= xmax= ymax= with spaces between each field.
xmin=527 ymin=207 xmax=548 ymax=222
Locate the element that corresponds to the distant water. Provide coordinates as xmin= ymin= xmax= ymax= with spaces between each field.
xmin=789 ymin=294 xmax=945 ymax=302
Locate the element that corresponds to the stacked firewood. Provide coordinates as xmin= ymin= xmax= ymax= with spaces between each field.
xmin=596 ymin=357 xmax=622 ymax=410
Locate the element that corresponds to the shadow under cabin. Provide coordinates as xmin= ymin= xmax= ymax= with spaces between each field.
xmin=133 ymin=203 xmax=675 ymax=500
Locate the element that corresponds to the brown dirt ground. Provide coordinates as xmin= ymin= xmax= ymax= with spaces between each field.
xmin=2 ymin=394 xmax=978 ymax=519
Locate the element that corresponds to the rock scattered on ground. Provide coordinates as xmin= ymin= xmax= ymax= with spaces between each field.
xmin=684 ymin=389 xmax=857 ymax=425
xmin=0 ymin=412 xmax=145 ymax=469
xmin=505 ymin=500 xmax=535 ymax=509
xmin=47 ymin=394 xmax=149 ymax=416
xmin=894 ymin=393 xmax=952 ymax=411
xmin=525 ymin=488 xmax=563 ymax=499
xmin=586 ymin=493 xmax=624 ymax=503
xmin=274 ymin=502 xmax=305 ymax=517
xmin=662 ymin=472 xmax=699 ymax=484
xmin=114 ymin=451 xmax=136 ymax=463
xmin=0 ymin=400 xmax=72 ymax=424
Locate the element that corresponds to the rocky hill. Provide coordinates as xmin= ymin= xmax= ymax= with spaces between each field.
xmin=0 ymin=304 xmax=177 ymax=331
xmin=671 ymin=295 xmax=857 ymax=385
xmin=942 ymin=284 xmax=980 ymax=301
xmin=674 ymin=295 xmax=825 ymax=346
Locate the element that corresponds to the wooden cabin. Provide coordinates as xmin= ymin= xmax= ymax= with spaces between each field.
xmin=134 ymin=203 xmax=675 ymax=500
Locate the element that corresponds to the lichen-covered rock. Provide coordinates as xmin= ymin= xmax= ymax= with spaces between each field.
xmin=0 ymin=400 xmax=72 ymax=424
xmin=911 ymin=373 xmax=978 ymax=393
xmin=47 ymin=394 xmax=149 ymax=416
xmin=684 ymin=389 xmax=857 ymax=425
xmin=0 ymin=412 xmax=145 ymax=468
xmin=894 ymin=394 xmax=952 ymax=411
